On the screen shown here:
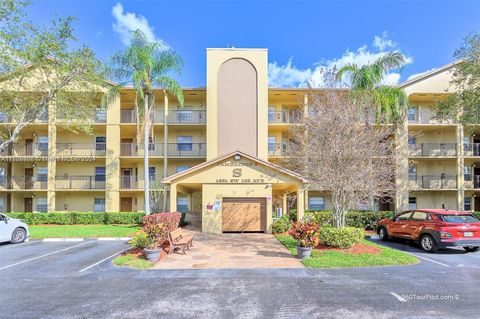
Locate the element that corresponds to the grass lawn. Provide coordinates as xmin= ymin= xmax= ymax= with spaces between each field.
xmin=276 ymin=235 xmax=418 ymax=268
xmin=29 ymin=224 xmax=140 ymax=238
xmin=113 ymin=254 xmax=153 ymax=270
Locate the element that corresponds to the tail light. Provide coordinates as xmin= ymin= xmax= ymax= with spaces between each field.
xmin=440 ymin=231 xmax=453 ymax=239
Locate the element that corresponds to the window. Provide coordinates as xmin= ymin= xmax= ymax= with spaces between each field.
xmin=396 ymin=212 xmax=412 ymax=221
xmin=36 ymin=197 xmax=47 ymax=213
xmin=148 ymin=137 xmax=156 ymax=151
xmin=94 ymin=198 xmax=105 ymax=212
xmin=177 ymin=107 xmax=192 ymax=123
xmin=464 ymin=197 xmax=472 ymax=211
xmin=464 ymin=136 xmax=472 ymax=152
xmin=0 ymin=197 xmax=4 ymax=213
xmin=95 ymin=109 xmax=107 ymax=122
xmin=0 ymin=167 xmax=4 ymax=185
xmin=407 ymin=107 xmax=418 ymax=121
xmin=408 ymin=197 xmax=417 ymax=210
xmin=177 ymin=196 xmax=189 ymax=212
xmin=268 ymin=107 xmax=276 ymax=122
xmin=309 ymin=197 xmax=325 ymax=210
xmin=408 ymin=136 xmax=416 ymax=145
xmin=37 ymin=167 xmax=48 ymax=182
xmin=95 ymin=136 xmax=106 ymax=151
xmin=268 ymin=136 xmax=276 ymax=152
xmin=176 ymin=166 xmax=191 ymax=173
xmin=411 ymin=211 xmax=428 ymax=221
xmin=464 ymin=166 xmax=472 ymax=181
xmin=95 ymin=167 xmax=106 ymax=182
xmin=177 ymin=136 xmax=192 ymax=151
xmin=408 ymin=164 xmax=417 ymax=181
xmin=149 ymin=167 xmax=156 ymax=181
xmin=37 ymin=136 xmax=48 ymax=153
xmin=441 ymin=214 xmax=479 ymax=223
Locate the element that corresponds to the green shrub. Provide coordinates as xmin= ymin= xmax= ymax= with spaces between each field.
xmin=4 ymin=212 xmax=144 ymax=225
xmin=179 ymin=212 xmax=187 ymax=227
xmin=473 ymin=212 xmax=480 ymax=220
xmin=306 ymin=210 xmax=394 ymax=230
xmin=129 ymin=232 xmax=152 ymax=249
xmin=272 ymin=215 xmax=291 ymax=233
xmin=319 ymin=226 xmax=364 ymax=248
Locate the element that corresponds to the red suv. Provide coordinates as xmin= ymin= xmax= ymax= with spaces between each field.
xmin=376 ymin=209 xmax=480 ymax=253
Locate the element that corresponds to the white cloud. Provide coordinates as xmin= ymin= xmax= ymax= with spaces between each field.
xmin=268 ymin=32 xmax=413 ymax=88
xmin=111 ymin=2 xmax=169 ymax=48
xmin=406 ymin=68 xmax=436 ymax=81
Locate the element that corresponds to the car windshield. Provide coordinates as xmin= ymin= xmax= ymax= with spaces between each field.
xmin=441 ymin=214 xmax=479 ymax=223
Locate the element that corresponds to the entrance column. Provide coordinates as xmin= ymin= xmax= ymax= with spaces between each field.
xmin=169 ymin=183 xmax=177 ymax=212
xmin=297 ymin=188 xmax=305 ymax=221
xmin=282 ymin=192 xmax=287 ymax=217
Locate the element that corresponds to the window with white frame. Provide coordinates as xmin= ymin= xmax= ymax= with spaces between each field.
xmin=37 ymin=136 xmax=48 ymax=153
xmin=94 ymin=198 xmax=105 ymax=212
xmin=308 ymin=197 xmax=325 ymax=210
xmin=177 ymin=136 xmax=192 ymax=151
xmin=148 ymin=137 xmax=156 ymax=151
xmin=36 ymin=197 xmax=47 ymax=213
xmin=407 ymin=107 xmax=418 ymax=121
xmin=268 ymin=136 xmax=276 ymax=152
xmin=95 ymin=167 xmax=106 ymax=182
xmin=0 ymin=167 xmax=4 ymax=185
xmin=177 ymin=196 xmax=189 ymax=212
xmin=408 ymin=164 xmax=417 ymax=181
xmin=464 ymin=197 xmax=472 ymax=211
xmin=95 ymin=136 xmax=106 ymax=151
xmin=0 ymin=197 xmax=4 ymax=212
xmin=37 ymin=167 xmax=48 ymax=182
xmin=464 ymin=166 xmax=472 ymax=181
xmin=408 ymin=197 xmax=417 ymax=210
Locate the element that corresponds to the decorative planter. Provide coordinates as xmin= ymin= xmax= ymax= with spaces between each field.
xmin=144 ymin=248 xmax=161 ymax=262
xmin=297 ymin=246 xmax=312 ymax=259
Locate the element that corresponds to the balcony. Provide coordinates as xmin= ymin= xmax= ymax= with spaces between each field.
xmin=0 ymin=143 xmax=48 ymax=157
xmin=55 ymin=176 xmax=105 ymax=190
xmin=464 ymin=175 xmax=480 ymax=189
xmin=0 ymin=112 xmax=48 ymax=124
xmin=56 ymin=143 xmax=106 ymax=157
xmin=464 ymin=143 xmax=480 ymax=157
xmin=167 ymin=110 xmax=205 ymax=124
xmin=408 ymin=143 xmax=457 ymax=157
xmin=119 ymin=176 xmax=163 ymax=189
xmin=167 ymin=143 xmax=206 ymax=157
xmin=268 ymin=143 xmax=288 ymax=156
xmin=120 ymin=109 xmax=164 ymax=124
xmin=56 ymin=109 xmax=106 ymax=123
xmin=120 ymin=143 xmax=163 ymax=156
xmin=268 ymin=111 xmax=300 ymax=124
xmin=407 ymin=110 xmax=455 ymax=124
xmin=9 ymin=176 xmax=47 ymax=190
xmin=409 ymin=175 xmax=457 ymax=190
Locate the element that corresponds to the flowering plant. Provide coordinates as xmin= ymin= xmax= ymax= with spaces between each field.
xmin=288 ymin=221 xmax=320 ymax=248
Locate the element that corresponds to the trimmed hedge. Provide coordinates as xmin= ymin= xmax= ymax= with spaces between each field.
xmin=306 ymin=210 xmax=395 ymax=230
xmin=272 ymin=215 xmax=291 ymax=234
xmin=5 ymin=212 xmax=144 ymax=225
xmin=318 ymin=226 xmax=364 ymax=248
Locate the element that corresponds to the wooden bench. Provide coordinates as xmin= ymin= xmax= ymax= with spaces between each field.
xmin=168 ymin=228 xmax=193 ymax=255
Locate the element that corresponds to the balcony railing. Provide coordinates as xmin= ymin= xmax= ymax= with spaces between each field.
xmin=0 ymin=143 xmax=48 ymax=157
xmin=119 ymin=176 xmax=163 ymax=189
xmin=464 ymin=143 xmax=480 ymax=157
xmin=409 ymin=175 xmax=457 ymax=190
xmin=167 ymin=143 xmax=206 ymax=157
xmin=120 ymin=109 xmax=164 ymax=124
xmin=464 ymin=175 xmax=480 ymax=189
xmin=167 ymin=110 xmax=206 ymax=124
xmin=120 ymin=143 xmax=163 ymax=156
xmin=408 ymin=143 xmax=457 ymax=157
xmin=9 ymin=176 xmax=48 ymax=190
xmin=268 ymin=143 xmax=288 ymax=156
xmin=55 ymin=176 xmax=105 ymax=189
xmin=268 ymin=111 xmax=301 ymax=124
xmin=407 ymin=111 xmax=455 ymax=124
xmin=56 ymin=109 xmax=106 ymax=123
xmin=56 ymin=143 xmax=106 ymax=157
xmin=0 ymin=112 xmax=48 ymax=123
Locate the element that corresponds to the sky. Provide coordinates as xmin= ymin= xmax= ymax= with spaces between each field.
xmin=25 ymin=0 xmax=480 ymax=87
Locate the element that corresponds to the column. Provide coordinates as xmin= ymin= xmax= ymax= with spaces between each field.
xmin=457 ymin=125 xmax=464 ymax=210
xmin=169 ymin=183 xmax=177 ymax=212
xmin=282 ymin=192 xmax=287 ymax=216
xmin=395 ymin=119 xmax=409 ymax=211
xmin=297 ymin=187 xmax=305 ymax=221
xmin=106 ymin=95 xmax=120 ymax=212
xmin=47 ymin=101 xmax=56 ymax=212
xmin=163 ymin=91 xmax=169 ymax=211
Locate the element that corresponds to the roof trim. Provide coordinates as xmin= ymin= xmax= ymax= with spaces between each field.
xmin=162 ymin=150 xmax=308 ymax=184
xmin=398 ymin=60 xmax=463 ymax=89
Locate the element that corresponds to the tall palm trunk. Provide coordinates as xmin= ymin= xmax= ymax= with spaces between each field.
xmin=144 ymin=94 xmax=151 ymax=215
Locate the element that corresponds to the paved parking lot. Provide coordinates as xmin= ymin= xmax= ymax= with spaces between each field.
xmin=0 ymin=238 xmax=479 ymax=319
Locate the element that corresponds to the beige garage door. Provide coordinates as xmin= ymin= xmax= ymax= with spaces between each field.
xmin=222 ymin=197 xmax=266 ymax=232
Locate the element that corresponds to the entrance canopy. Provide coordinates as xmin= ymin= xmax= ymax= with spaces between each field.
xmin=163 ymin=151 xmax=308 ymax=234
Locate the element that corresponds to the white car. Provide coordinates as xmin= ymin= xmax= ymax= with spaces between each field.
xmin=0 ymin=213 xmax=29 ymax=244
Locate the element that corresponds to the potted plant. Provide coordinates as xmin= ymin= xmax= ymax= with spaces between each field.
xmin=288 ymin=221 xmax=320 ymax=258
xmin=140 ymin=216 xmax=164 ymax=261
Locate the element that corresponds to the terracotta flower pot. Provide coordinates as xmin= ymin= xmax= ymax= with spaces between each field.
xmin=297 ymin=246 xmax=312 ymax=259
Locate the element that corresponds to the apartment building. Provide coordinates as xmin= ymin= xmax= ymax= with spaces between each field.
xmin=0 ymin=49 xmax=470 ymax=234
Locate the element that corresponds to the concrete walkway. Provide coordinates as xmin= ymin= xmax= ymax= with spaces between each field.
xmin=154 ymin=228 xmax=304 ymax=269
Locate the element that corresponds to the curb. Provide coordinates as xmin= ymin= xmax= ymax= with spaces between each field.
xmin=42 ymin=237 xmax=131 ymax=242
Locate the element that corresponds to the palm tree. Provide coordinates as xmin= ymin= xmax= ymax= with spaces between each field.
xmin=335 ymin=51 xmax=408 ymax=124
xmin=108 ymin=30 xmax=184 ymax=215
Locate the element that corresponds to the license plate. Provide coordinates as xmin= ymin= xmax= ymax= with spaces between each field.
xmin=464 ymin=232 xmax=473 ymax=237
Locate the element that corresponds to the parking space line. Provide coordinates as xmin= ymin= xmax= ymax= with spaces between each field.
xmin=390 ymin=292 xmax=407 ymax=302
xmin=412 ymin=254 xmax=450 ymax=268
xmin=78 ymin=248 xmax=130 ymax=273
xmin=0 ymin=241 xmax=38 ymax=250
xmin=0 ymin=241 xmax=93 ymax=271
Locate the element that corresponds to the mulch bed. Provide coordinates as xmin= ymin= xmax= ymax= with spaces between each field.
xmin=314 ymin=243 xmax=382 ymax=255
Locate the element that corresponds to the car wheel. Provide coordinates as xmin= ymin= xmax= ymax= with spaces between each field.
xmin=420 ymin=234 xmax=438 ymax=253
xmin=463 ymin=246 xmax=480 ymax=253
xmin=11 ymin=228 xmax=27 ymax=244
xmin=378 ymin=227 xmax=389 ymax=241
